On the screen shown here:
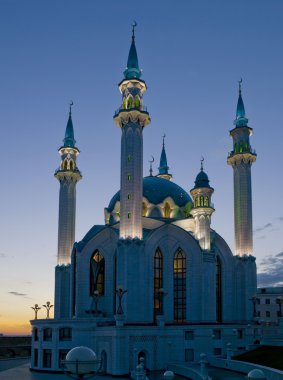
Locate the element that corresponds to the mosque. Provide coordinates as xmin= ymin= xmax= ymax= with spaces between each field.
xmin=30 ymin=28 xmax=257 ymax=374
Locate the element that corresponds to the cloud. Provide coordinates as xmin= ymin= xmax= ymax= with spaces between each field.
xmin=254 ymin=223 xmax=272 ymax=233
xmin=258 ymin=252 xmax=283 ymax=287
xmin=0 ymin=252 xmax=7 ymax=258
xmin=8 ymin=291 xmax=27 ymax=297
xmin=279 ymin=217 xmax=283 ymax=222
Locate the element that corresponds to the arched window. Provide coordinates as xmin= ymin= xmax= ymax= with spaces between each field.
xmin=63 ymin=160 xmax=68 ymax=170
xmin=194 ymin=198 xmax=198 ymax=208
xmin=200 ymin=196 xmax=204 ymax=207
xmin=240 ymin=141 xmax=243 ymax=153
xmin=69 ymin=160 xmax=74 ymax=170
xmin=204 ymin=196 xmax=209 ymax=207
xmin=164 ymin=202 xmax=171 ymax=218
xmin=154 ymin=248 xmax=163 ymax=319
xmin=216 ymin=256 xmax=222 ymax=322
xmin=134 ymin=96 xmax=140 ymax=109
xmin=127 ymin=96 xmax=133 ymax=109
xmin=142 ymin=202 xmax=147 ymax=217
xmin=234 ymin=143 xmax=238 ymax=153
xmin=174 ymin=248 xmax=186 ymax=322
xmin=90 ymin=250 xmax=105 ymax=295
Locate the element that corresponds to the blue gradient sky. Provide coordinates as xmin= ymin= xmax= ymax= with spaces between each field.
xmin=0 ymin=0 xmax=283 ymax=334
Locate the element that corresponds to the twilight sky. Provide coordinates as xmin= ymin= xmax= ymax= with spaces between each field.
xmin=0 ymin=0 xmax=282 ymax=335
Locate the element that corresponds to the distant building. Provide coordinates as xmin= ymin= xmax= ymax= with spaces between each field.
xmin=31 ymin=28 xmax=258 ymax=374
xmin=256 ymin=287 xmax=283 ymax=323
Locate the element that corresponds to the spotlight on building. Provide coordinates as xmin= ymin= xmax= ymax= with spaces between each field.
xmin=247 ymin=369 xmax=266 ymax=379
xmin=62 ymin=346 xmax=101 ymax=379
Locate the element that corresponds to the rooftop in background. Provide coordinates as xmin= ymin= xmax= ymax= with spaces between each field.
xmin=257 ymin=287 xmax=283 ymax=295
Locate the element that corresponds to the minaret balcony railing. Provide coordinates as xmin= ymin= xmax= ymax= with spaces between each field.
xmin=114 ymin=105 xmax=148 ymax=116
xmin=54 ymin=167 xmax=81 ymax=175
xmin=228 ymin=148 xmax=256 ymax=158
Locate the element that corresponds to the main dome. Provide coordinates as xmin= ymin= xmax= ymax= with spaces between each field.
xmin=105 ymin=176 xmax=193 ymax=224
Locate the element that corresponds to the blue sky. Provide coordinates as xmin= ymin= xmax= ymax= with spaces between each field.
xmin=0 ymin=0 xmax=282 ymax=334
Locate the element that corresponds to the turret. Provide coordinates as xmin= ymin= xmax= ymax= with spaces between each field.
xmin=227 ymin=81 xmax=256 ymax=256
xmin=114 ymin=24 xmax=150 ymax=239
xmin=55 ymin=104 xmax=82 ymax=265
xmin=190 ymin=159 xmax=214 ymax=250
xmin=157 ymin=134 xmax=172 ymax=181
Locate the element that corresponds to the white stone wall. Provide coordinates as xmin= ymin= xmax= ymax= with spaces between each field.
xmin=120 ymin=122 xmax=143 ymax=239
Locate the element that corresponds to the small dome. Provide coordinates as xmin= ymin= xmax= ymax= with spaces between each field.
xmin=194 ymin=169 xmax=211 ymax=189
xmin=65 ymin=346 xmax=97 ymax=375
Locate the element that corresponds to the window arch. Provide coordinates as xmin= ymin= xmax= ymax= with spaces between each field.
xmin=90 ymin=250 xmax=105 ymax=295
xmin=127 ymin=96 xmax=133 ymax=109
xmin=174 ymin=248 xmax=186 ymax=322
xmin=204 ymin=196 xmax=209 ymax=207
xmin=154 ymin=248 xmax=163 ymax=319
xmin=134 ymin=96 xmax=141 ymax=109
xmin=69 ymin=160 xmax=74 ymax=170
xmin=63 ymin=159 xmax=68 ymax=170
xmin=142 ymin=202 xmax=147 ymax=217
xmin=216 ymin=256 xmax=222 ymax=322
xmin=164 ymin=202 xmax=171 ymax=218
xmin=200 ymin=196 xmax=204 ymax=207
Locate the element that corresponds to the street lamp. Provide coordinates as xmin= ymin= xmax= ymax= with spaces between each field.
xmin=31 ymin=304 xmax=41 ymax=319
xmin=249 ymin=295 xmax=258 ymax=318
xmin=91 ymin=290 xmax=101 ymax=315
xmin=115 ymin=286 xmax=127 ymax=315
xmin=62 ymin=346 xmax=101 ymax=380
xmin=42 ymin=301 xmax=53 ymax=319
xmin=276 ymin=296 xmax=283 ymax=318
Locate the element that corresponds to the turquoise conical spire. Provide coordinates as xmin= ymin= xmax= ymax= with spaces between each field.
xmin=234 ymin=80 xmax=249 ymax=127
xmin=158 ymin=135 xmax=172 ymax=180
xmin=63 ymin=103 xmax=76 ymax=148
xmin=123 ymin=22 xmax=142 ymax=80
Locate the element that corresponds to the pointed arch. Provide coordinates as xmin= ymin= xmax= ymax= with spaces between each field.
xmin=90 ymin=250 xmax=105 ymax=295
xmin=216 ymin=256 xmax=222 ymax=322
xmin=134 ymin=96 xmax=141 ymax=109
xmin=164 ymin=202 xmax=171 ymax=218
xmin=127 ymin=95 xmax=133 ymax=109
xmin=69 ymin=160 xmax=74 ymax=171
xmin=173 ymin=248 xmax=186 ymax=322
xmin=154 ymin=248 xmax=163 ymax=319
xmin=142 ymin=202 xmax=147 ymax=217
xmin=63 ymin=159 xmax=68 ymax=170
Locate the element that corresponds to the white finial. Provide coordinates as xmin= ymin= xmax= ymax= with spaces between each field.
xmin=149 ymin=156 xmax=154 ymax=176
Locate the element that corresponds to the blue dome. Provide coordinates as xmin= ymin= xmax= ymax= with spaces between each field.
xmin=107 ymin=176 xmax=192 ymax=213
xmin=194 ymin=170 xmax=211 ymax=189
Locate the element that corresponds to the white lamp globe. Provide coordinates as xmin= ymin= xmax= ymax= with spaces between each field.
xmin=247 ymin=369 xmax=266 ymax=379
xmin=65 ymin=346 xmax=97 ymax=375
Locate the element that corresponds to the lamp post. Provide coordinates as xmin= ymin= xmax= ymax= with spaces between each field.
xmin=91 ymin=290 xmax=101 ymax=315
xmin=249 ymin=295 xmax=258 ymax=318
xmin=276 ymin=296 xmax=283 ymax=318
xmin=62 ymin=346 xmax=101 ymax=380
xmin=42 ymin=301 xmax=53 ymax=319
xmin=115 ymin=286 xmax=127 ymax=315
xmin=31 ymin=304 xmax=41 ymax=319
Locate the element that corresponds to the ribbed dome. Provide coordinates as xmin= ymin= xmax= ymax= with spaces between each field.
xmin=194 ymin=170 xmax=211 ymax=189
xmin=107 ymin=176 xmax=192 ymax=213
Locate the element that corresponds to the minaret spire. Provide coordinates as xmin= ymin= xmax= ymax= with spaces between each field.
xmin=227 ymin=82 xmax=256 ymax=256
xmin=55 ymin=106 xmax=82 ymax=265
xmin=157 ymin=134 xmax=172 ymax=180
xmin=114 ymin=26 xmax=150 ymax=239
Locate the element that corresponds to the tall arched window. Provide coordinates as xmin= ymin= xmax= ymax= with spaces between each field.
xmin=174 ymin=248 xmax=186 ymax=322
xmin=200 ymin=196 xmax=204 ymax=207
xmin=164 ymin=202 xmax=171 ymax=218
xmin=216 ymin=256 xmax=222 ymax=322
xmin=154 ymin=248 xmax=163 ymax=319
xmin=90 ymin=250 xmax=105 ymax=295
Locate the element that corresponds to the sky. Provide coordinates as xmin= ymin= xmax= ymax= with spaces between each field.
xmin=0 ymin=0 xmax=282 ymax=335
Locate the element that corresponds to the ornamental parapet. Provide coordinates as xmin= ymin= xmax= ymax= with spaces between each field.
xmin=113 ymin=107 xmax=150 ymax=128
xmin=54 ymin=168 xmax=82 ymax=182
xmin=227 ymin=151 xmax=257 ymax=166
xmin=235 ymin=254 xmax=256 ymax=263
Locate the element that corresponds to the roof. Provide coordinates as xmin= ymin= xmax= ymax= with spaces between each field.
xmin=107 ymin=176 xmax=192 ymax=213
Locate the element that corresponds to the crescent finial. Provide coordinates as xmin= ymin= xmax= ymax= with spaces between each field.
xmin=200 ymin=156 xmax=204 ymax=171
xmin=238 ymin=78 xmax=243 ymax=93
xmin=69 ymin=101 xmax=74 ymax=115
xmin=132 ymin=21 xmax=137 ymax=38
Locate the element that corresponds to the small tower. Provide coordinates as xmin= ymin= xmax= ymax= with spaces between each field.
xmin=227 ymin=81 xmax=256 ymax=256
xmin=55 ymin=105 xmax=82 ymax=265
xmin=157 ymin=134 xmax=172 ymax=181
xmin=114 ymin=24 xmax=150 ymax=239
xmin=190 ymin=159 xmax=214 ymax=250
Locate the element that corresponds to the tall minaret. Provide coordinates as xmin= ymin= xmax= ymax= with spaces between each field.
xmin=157 ymin=135 xmax=172 ymax=181
xmin=227 ymin=81 xmax=256 ymax=256
xmin=190 ymin=159 xmax=214 ymax=250
xmin=55 ymin=104 xmax=82 ymax=265
xmin=114 ymin=24 xmax=150 ymax=239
